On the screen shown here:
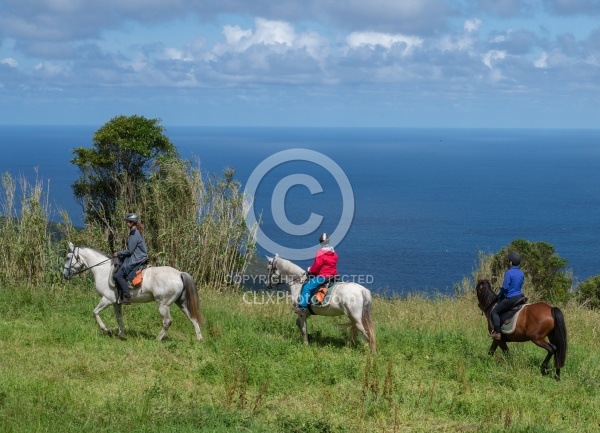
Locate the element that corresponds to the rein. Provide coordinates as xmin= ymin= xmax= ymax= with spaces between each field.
xmin=66 ymin=247 xmax=112 ymax=278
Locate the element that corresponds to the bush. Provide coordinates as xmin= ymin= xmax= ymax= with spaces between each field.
xmin=576 ymin=275 xmax=600 ymax=309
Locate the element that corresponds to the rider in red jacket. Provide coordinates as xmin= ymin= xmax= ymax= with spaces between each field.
xmin=293 ymin=233 xmax=338 ymax=315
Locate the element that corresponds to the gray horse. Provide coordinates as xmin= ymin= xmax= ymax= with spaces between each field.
xmin=268 ymin=254 xmax=376 ymax=354
xmin=64 ymin=243 xmax=203 ymax=342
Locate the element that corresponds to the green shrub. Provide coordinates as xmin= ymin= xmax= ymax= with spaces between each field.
xmin=576 ymin=275 xmax=600 ymax=309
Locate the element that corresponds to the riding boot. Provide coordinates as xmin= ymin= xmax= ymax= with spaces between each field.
xmin=120 ymin=291 xmax=131 ymax=305
xmin=489 ymin=330 xmax=502 ymax=340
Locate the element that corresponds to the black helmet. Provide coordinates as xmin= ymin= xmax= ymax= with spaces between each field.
xmin=125 ymin=213 xmax=139 ymax=223
xmin=508 ymin=251 xmax=521 ymax=266
xmin=319 ymin=233 xmax=330 ymax=244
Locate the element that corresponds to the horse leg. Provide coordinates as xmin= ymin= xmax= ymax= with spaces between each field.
xmin=534 ymin=341 xmax=560 ymax=380
xmin=156 ymin=303 xmax=172 ymax=341
xmin=349 ymin=314 xmax=370 ymax=348
xmin=176 ymin=301 xmax=203 ymax=342
xmin=348 ymin=324 xmax=358 ymax=345
xmin=533 ymin=340 xmax=557 ymax=378
xmin=93 ymin=297 xmax=116 ymax=336
xmin=296 ymin=315 xmax=308 ymax=345
xmin=499 ymin=340 xmax=510 ymax=356
xmin=488 ymin=340 xmax=499 ymax=356
xmin=112 ymin=303 xmax=125 ymax=338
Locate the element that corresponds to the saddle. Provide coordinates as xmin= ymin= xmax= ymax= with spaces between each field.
xmin=309 ymin=276 xmax=340 ymax=307
xmin=128 ymin=260 xmax=149 ymax=289
xmin=498 ymin=297 xmax=528 ymax=334
xmin=113 ymin=257 xmax=149 ymax=289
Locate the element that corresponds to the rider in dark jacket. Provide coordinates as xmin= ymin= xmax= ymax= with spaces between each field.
xmin=490 ymin=251 xmax=525 ymax=340
xmin=113 ymin=213 xmax=148 ymax=304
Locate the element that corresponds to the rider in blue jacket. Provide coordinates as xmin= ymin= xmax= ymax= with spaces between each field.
xmin=490 ymin=251 xmax=525 ymax=340
xmin=113 ymin=213 xmax=148 ymax=305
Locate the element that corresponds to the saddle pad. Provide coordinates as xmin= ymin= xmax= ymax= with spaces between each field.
xmin=310 ymin=282 xmax=339 ymax=307
xmin=132 ymin=269 xmax=143 ymax=287
xmin=500 ymin=305 xmax=529 ymax=334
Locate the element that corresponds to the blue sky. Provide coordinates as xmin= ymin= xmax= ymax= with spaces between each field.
xmin=1 ymin=0 xmax=599 ymax=128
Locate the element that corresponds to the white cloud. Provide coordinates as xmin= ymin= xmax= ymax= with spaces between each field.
xmin=211 ymin=17 xmax=328 ymax=64
xmin=219 ymin=18 xmax=295 ymax=53
xmin=464 ymin=18 xmax=482 ymax=33
xmin=584 ymin=54 xmax=599 ymax=66
xmin=1 ymin=58 xmax=18 ymax=67
xmin=482 ymin=50 xmax=507 ymax=68
xmin=33 ymin=61 xmax=69 ymax=76
xmin=534 ymin=51 xmax=549 ymax=68
xmin=346 ymin=32 xmax=423 ymax=55
xmin=438 ymin=34 xmax=475 ymax=52
xmin=163 ymin=47 xmax=192 ymax=62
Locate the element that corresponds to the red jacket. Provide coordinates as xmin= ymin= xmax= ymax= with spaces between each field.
xmin=308 ymin=248 xmax=338 ymax=277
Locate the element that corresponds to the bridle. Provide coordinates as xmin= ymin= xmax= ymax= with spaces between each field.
xmin=266 ymin=256 xmax=280 ymax=289
xmin=64 ymin=246 xmax=112 ymax=279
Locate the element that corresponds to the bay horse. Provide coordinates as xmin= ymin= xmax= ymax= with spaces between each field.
xmin=475 ymin=279 xmax=567 ymax=380
xmin=63 ymin=242 xmax=204 ymax=342
xmin=267 ymin=255 xmax=376 ymax=354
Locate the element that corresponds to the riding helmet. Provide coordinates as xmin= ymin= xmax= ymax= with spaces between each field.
xmin=319 ymin=233 xmax=330 ymax=244
xmin=508 ymin=251 xmax=521 ymax=266
xmin=125 ymin=213 xmax=139 ymax=223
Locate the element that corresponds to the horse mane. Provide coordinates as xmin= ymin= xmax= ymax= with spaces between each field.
xmin=476 ymin=279 xmax=497 ymax=312
xmin=275 ymin=257 xmax=305 ymax=276
xmin=79 ymin=245 xmax=111 ymax=259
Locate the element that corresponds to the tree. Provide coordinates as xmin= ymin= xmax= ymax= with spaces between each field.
xmin=489 ymin=239 xmax=571 ymax=303
xmin=576 ymin=275 xmax=600 ymax=309
xmin=71 ymin=115 xmax=178 ymax=230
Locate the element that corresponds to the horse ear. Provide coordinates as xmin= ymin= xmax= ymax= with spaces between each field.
xmin=266 ymin=255 xmax=273 ymax=262
xmin=68 ymin=241 xmax=74 ymax=251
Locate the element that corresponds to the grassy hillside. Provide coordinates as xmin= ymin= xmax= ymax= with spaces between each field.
xmin=1 ymin=282 xmax=599 ymax=432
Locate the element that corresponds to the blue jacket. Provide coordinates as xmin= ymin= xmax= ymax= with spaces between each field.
xmin=117 ymin=226 xmax=148 ymax=274
xmin=498 ymin=266 xmax=524 ymax=298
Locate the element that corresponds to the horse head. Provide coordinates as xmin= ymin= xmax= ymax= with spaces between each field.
xmin=63 ymin=242 xmax=85 ymax=280
xmin=475 ymin=279 xmax=497 ymax=313
xmin=266 ymin=254 xmax=307 ymax=289
xmin=266 ymin=254 xmax=281 ymax=289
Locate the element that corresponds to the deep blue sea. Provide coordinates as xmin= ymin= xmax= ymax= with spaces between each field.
xmin=1 ymin=125 xmax=599 ymax=296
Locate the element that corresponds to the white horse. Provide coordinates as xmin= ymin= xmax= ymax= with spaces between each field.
xmin=63 ymin=242 xmax=203 ymax=342
xmin=267 ymin=254 xmax=376 ymax=354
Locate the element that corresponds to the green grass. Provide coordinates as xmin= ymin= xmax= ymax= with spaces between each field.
xmin=1 ymin=283 xmax=599 ymax=432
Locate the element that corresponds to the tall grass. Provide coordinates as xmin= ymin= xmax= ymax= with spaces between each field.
xmin=1 ymin=282 xmax=599 ymax=432
xmin=0 ymin=172 xmax=62 ymax=287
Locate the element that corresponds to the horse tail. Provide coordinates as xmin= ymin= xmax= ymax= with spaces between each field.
xmin=550 ymin=307 xmax=567 ymax=369
xmin=181 ymin=272 xmax=204 ymax=325
xmin=362 ymin=288 xmax=377 ymax=354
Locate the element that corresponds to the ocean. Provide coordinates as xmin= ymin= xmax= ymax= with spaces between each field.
xmin=1 ymin=125 xmax=599 ymax=296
